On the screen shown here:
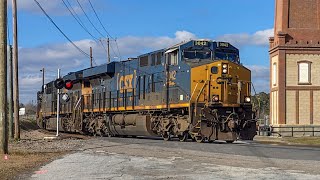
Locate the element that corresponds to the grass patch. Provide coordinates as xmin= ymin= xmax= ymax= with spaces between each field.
xmin=284 ymin=137 xmax=320 ymax=146
xmin=0 ymin=151 xmax=65 ymax=180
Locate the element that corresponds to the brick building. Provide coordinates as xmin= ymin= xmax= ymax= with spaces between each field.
xmin=269 ymin=0 xmax=320 ymax=133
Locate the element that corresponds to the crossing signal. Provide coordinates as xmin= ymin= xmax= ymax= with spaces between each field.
xmin=64 ymin=80 xmax=73 ymax=90
xmin=54 ymin=78 xmax=65 ymax=89
xmin=54 ymin=78 xmax=74 ymax=90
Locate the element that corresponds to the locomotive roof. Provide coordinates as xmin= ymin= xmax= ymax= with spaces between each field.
xmin=137 ymin=49 xmax=165 ymax=58
xmin=82 ymin=61 xmax=116 ymax=79
xmin=138 ymin=40 xmax=238 ymax=58
xmin=60 ymin=40 xmax=240 ymax=81
xmin=63 ymin=69 xmax=86 ymax=81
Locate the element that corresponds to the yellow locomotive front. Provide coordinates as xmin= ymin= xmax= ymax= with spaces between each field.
xmin=182 ymin=41 xmax=256 ymax=142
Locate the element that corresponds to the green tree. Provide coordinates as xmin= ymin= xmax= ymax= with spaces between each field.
xmin=252 ymin=92 xmax=270 ymax=120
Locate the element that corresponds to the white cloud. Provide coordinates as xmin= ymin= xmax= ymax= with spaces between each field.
xmin=217 ymin=29 xmax=274 ymax=47
xmin=114 ymin=30 xmax=197 ymax=56
xmin=246 ymin=65 xmax=270 ymax=93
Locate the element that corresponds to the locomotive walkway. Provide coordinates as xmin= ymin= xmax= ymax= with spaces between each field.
xmin=28 ymin=137 xmax=320 ymax=179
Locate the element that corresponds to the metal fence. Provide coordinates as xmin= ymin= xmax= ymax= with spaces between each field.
xmin=258 ymin=125 xmax=320 ymax=137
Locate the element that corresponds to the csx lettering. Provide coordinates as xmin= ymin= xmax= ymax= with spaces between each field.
xmin=119 ymin=74 xmax=133 ymax=93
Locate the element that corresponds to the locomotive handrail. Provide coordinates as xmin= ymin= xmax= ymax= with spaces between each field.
xmin=190 ymin=82 xmax=200 ymax=102
xmin=194 ymin=81 xmax=208 ymax=118
xmin=74 ymin=96 xmax=82 ymax=110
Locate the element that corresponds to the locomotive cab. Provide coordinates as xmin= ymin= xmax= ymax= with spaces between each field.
xmin=178 ymin=41 xmax=256 ymax=141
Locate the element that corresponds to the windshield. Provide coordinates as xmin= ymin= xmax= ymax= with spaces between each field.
xmin=214 ymin=50 xmax=239 ymax=63
xmin=183 ymin=51 xmax=211 ymax=60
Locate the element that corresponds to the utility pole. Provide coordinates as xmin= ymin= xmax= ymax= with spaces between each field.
xmin=8 ymin=45 xmax=13 ymax=139
xmin=90 ymin=47 xmax=93 ymax=68
xmin=56 ymin=69 xmax=60 ymax=137
xmin=0 ymin=0 xmax=8 ymax=154
xmin=40 ymin=68 xmax=44 ymax=92
xmin=107 ymin=38 xmax=110 ymax=63
xmin=12 ymin=0 xmax=20 ymax=140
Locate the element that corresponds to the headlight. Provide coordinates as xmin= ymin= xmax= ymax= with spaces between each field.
xmin=245 ymin=96 xmax=251 ymax=103
xmin=222 ymin=63 xmax=228 ymax=74
xmin=212 ymin=95 xmax=219 ymax=102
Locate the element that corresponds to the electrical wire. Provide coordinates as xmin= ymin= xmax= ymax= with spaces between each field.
xmin=62 ymin=0 xmax=99 ymax=42
xmin=34 ymin=0 xmax=90 ymax=58
xmin=87 ymin=0 xmax=122 ymax=60
xmin=76 ymin=0 xmax=105 ymax=38
xmin=115 ymin=38 xmax=122 ymax=60
xmin=109 ymin=40 xmax=118 ymax=59
xmin=88 ymin=0 xmax=114 ymax=39
xmin=98 ymin=39 xmax=110 ymax=62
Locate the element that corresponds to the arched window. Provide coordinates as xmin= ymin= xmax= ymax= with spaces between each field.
xmin=298 ymin=61 xmax=312 ymax=84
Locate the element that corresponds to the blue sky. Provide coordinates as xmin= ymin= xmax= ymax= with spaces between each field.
xmin=7 ymin=0 xmax=275 ymax=103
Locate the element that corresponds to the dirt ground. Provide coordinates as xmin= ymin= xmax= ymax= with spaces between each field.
xmin=1 ymin=120 xmax=88 ymax=180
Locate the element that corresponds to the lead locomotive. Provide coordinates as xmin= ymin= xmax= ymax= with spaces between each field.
xmin=37 ymin=40 xmax=257 ymax=143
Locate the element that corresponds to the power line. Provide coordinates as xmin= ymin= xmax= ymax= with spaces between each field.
xmin=62 ymin=0 xmax=99 ymax=42
xmin=34 ymin=0 xmax=90 ymax=58
xmin=77 ymin=0 xmax=121 ymax=59
xmin=76 ymin=0 xmax=105 ymax=38
xmin=88 ymin=0 xmax=113 ymax=39
xmin=65 ymin=0 xmax=108 ymax=65
xmin=115 ymin=39 xmax=122 ymax=60
xmin=108 ymin=39 xmax=117 ymax=59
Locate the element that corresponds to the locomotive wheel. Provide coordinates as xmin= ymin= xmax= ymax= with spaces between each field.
xmin=195 ymin=136 xmax=204 ymax=143
xmin=162 ymin=132 xmax=171 ymax=141
xmin=178 ymin=132 xmax=188 ymax=142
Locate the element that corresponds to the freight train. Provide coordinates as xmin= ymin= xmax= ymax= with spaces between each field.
xmin=37 ymin=40 xmax=257 ymax=143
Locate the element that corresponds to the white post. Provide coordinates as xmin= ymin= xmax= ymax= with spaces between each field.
xmin=56 ymin=68 xmax=60 ymax=137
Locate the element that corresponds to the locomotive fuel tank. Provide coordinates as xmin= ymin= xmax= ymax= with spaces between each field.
xmin=108 ymin=114 xmax=158 ymax=137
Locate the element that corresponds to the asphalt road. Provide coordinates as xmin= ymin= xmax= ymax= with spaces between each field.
xmin=102 ymin=137 xmax=320 ymax=161
xmin=29 ymin=137 xmax=320 ymax=180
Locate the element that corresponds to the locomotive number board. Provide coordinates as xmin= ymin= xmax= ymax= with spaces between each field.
xmin=218 ymin=42 xmax=229 ymax=48
xmin=194 ymin=41 xmax=209 ymax=46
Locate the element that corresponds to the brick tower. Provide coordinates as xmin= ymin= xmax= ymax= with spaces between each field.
xmin=269 ymin=0 xmax=320 ymax=132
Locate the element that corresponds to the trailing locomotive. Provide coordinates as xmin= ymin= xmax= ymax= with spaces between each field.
xmin=37 ymin=40 xmax=257 ymax=143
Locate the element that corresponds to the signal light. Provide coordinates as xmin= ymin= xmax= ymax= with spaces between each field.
xmin=54 ymin=78 xmax=73 ymax=90
xmin=64 ymin=80 xmax=73 ymax=90
xmin=54 ymin=78 xmax=65 ymax=89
